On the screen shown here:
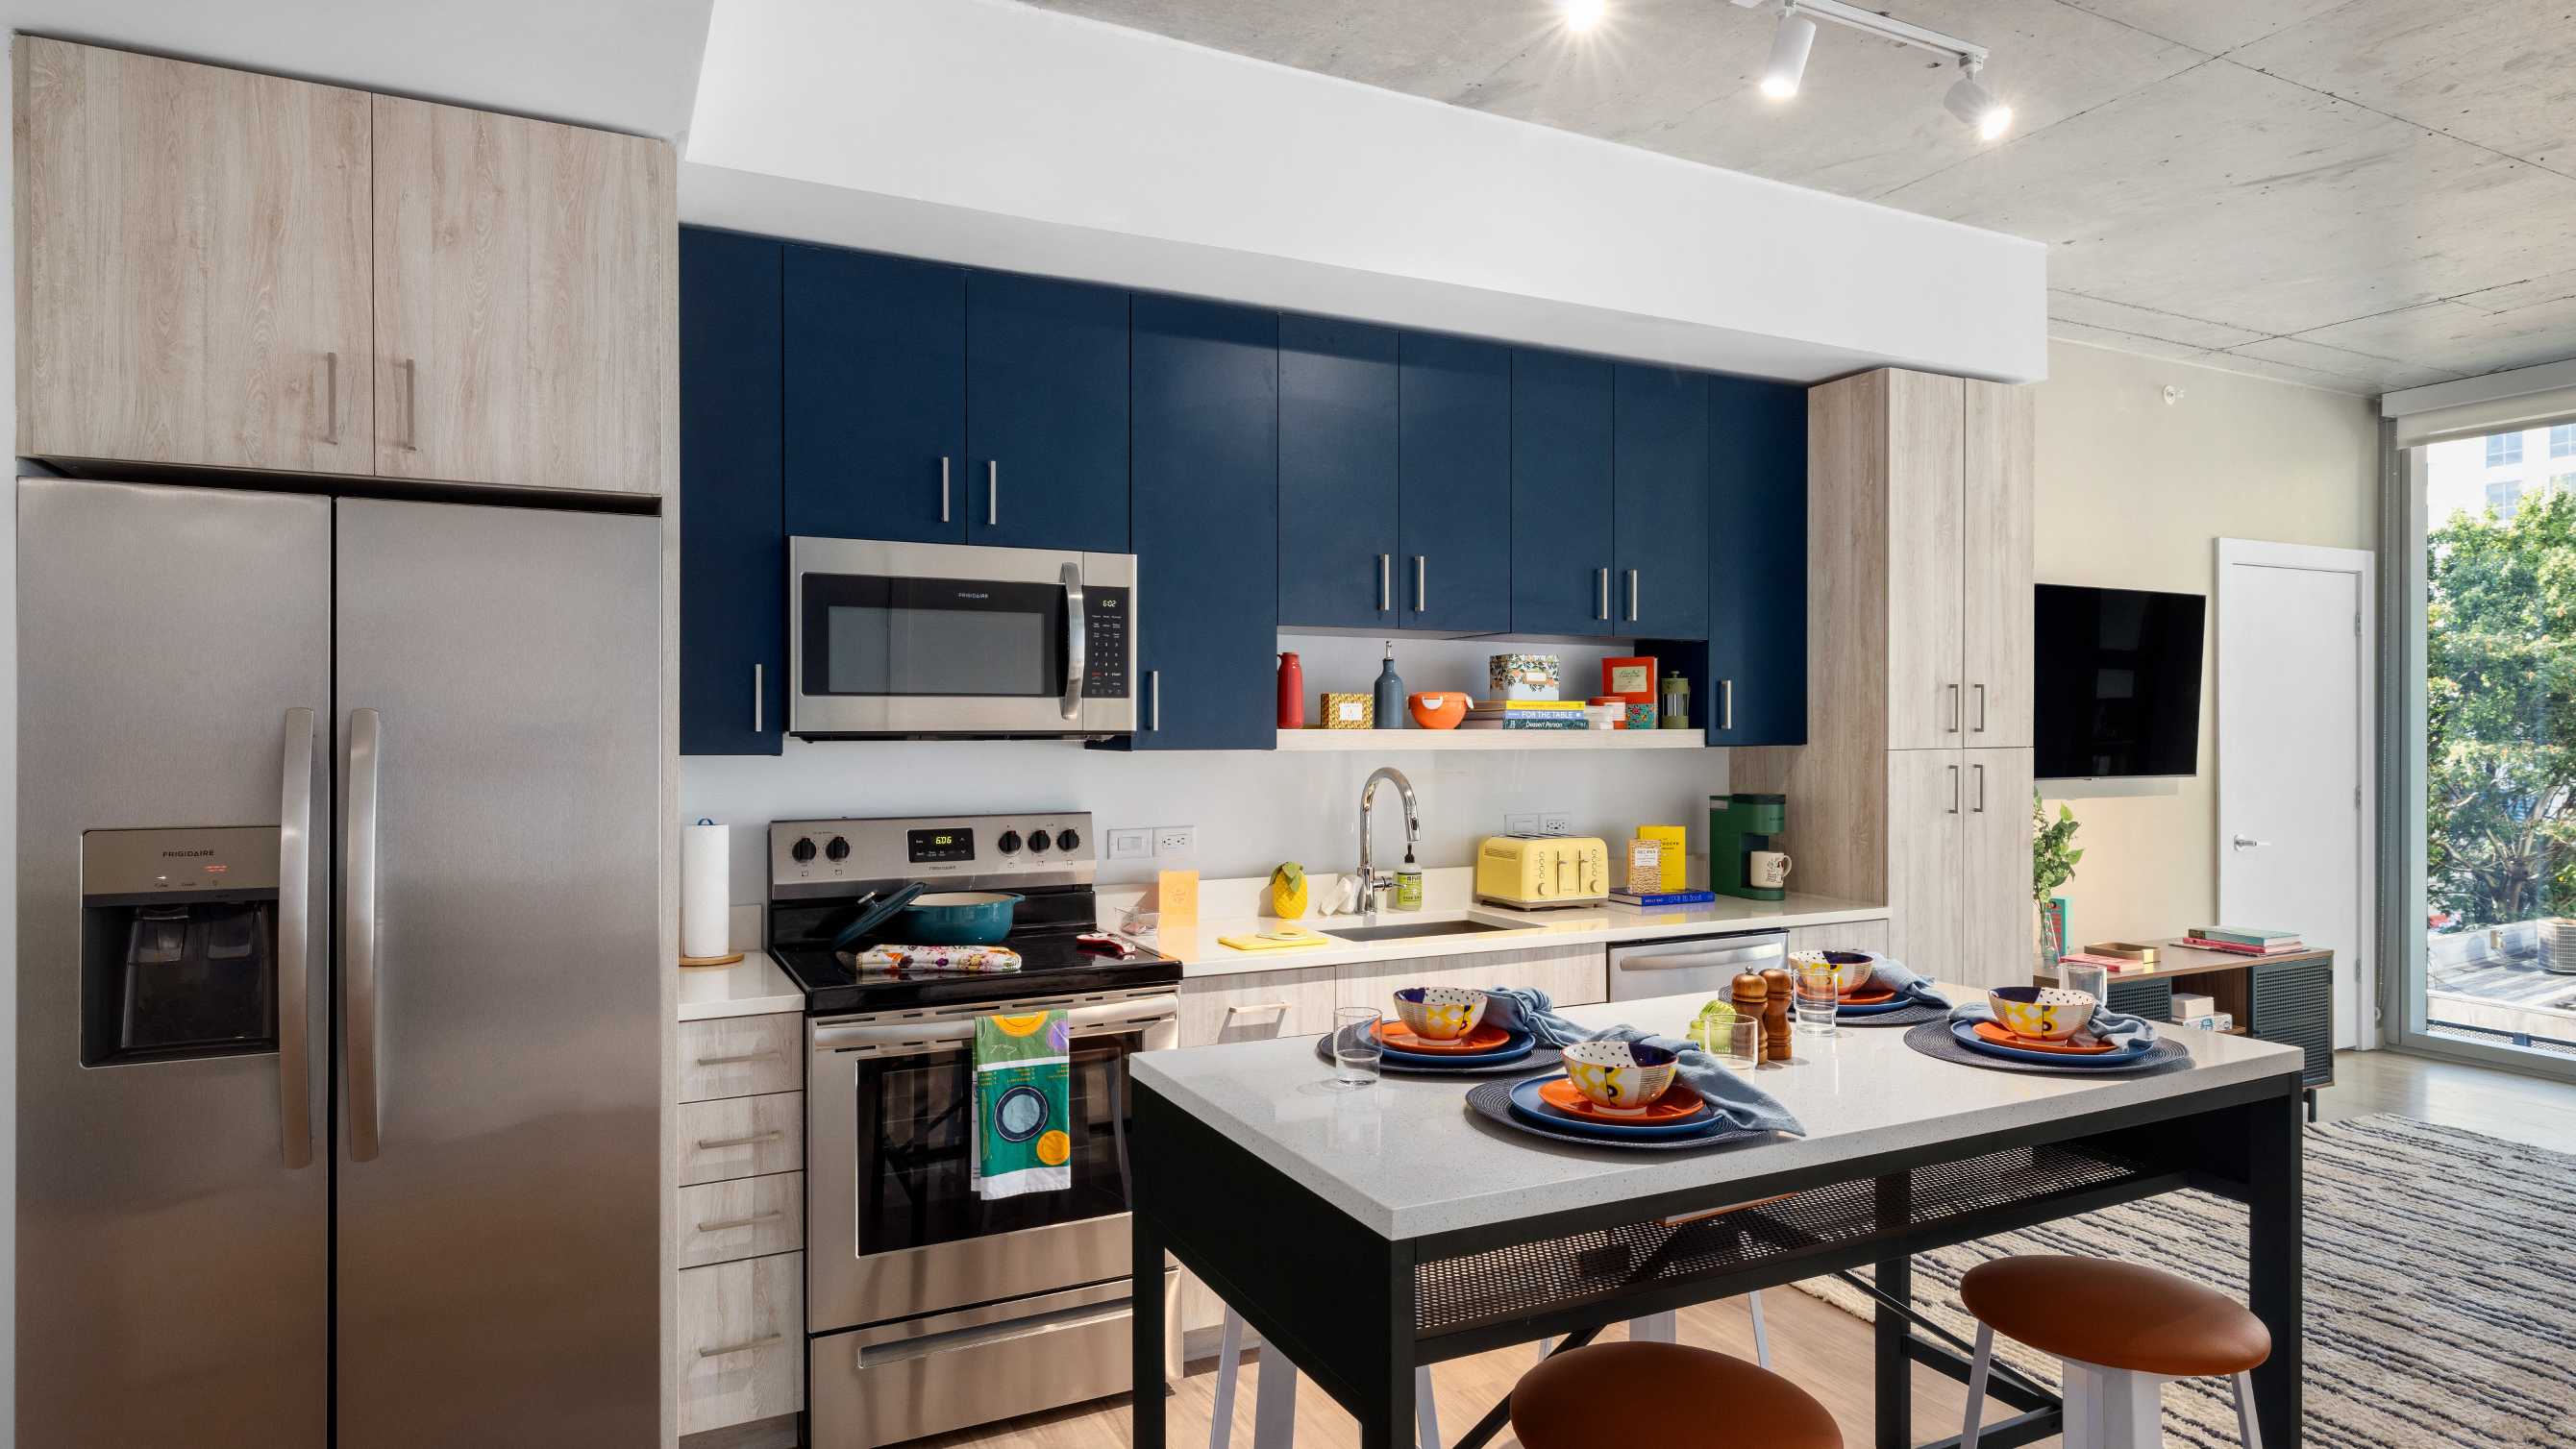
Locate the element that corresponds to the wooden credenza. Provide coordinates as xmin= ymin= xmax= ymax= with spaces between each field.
xmin=2039 ymin=941 xmax=2337 ymax=1107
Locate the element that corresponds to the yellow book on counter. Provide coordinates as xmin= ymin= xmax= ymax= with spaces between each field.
xmin=1216 ymin=927 xmax=1331 ymax=952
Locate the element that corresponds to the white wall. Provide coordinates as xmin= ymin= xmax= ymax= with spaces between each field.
xmin=681 ymin=634 xmax=1729 ymax=905
xmin=681 ymin=0 xmax=2045 ymax=386
xmin=2034 ymin=340 xmax=2381 ymax=946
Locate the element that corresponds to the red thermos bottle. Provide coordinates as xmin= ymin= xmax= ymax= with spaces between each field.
xmin=1277 ymin=651 xmax=1304 ymax=729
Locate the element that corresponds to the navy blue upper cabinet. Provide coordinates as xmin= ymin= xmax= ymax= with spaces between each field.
xmin=965 ymin=272 xmax=1131 ymax=553
xmin=1277 ymin=315 xmax=1399 ymax=629
xmin=1398 ymin=332 xmax=1514 ymax=633
xmin=782 ymin=244 xmax=966 ymax=543
xmin=680 ymin=227 xmax=786 ymax=755
xmin=1614 ymin=364 xmax=1711 ymax=639
xmin=1510 ymin=350 xmax=1616 ymax=637
xmin=1126 ymin=296 xmax=1279 ymax=750
xmin=1705 ymin=375 xmax=1808 ymax=745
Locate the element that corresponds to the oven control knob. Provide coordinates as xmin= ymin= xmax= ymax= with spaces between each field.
xmin=997 ymin=830 xmax=1023 ymax=855
xmin=1026 ymin=827 xmax=1050 ymax=852
xmin=790 ymin=837 xmax=817 ymax=864
xmin=1054 ymin=828 xmax=1080 ymax=854
xmin=825 ymin=836 xmax=851 ymax=862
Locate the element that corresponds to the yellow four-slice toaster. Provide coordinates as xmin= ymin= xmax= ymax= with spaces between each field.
xmin=1474 ymin=834 xmax=1610 ymax=909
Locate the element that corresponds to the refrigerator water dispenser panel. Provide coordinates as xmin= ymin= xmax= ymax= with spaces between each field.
xmin=79 ymin=826 xmax=281 ymax=1067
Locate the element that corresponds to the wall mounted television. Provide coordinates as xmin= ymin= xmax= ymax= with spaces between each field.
xmin=2032 ymin=583 xmax=2206 ymax=780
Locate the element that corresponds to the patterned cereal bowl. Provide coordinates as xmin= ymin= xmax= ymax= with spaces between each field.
xmin=1392 ymin=986 xmax=1489 ymax=1042
xmin=1988 ymin=986 xmax=2097 ymax=1042
xmin=1559 ymin=1040 xmax=1679 ymax=1117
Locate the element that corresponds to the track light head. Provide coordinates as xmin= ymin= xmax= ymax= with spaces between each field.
xmin=1944 ymin=59 xmax=2011 ymax=139
xmin=1559 ymin=0 xmax=1607 ymax=33
xmin=1761 ymin=7 xmax=1817 ymax=100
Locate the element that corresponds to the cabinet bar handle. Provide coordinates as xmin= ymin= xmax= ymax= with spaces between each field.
xmin=1222 ymin=1001 xmax=1291 ymax=1019
xmin=988 ymin=461 xmax=999 ymax=527
xmin=1947 ymin=682 xmax=1961 ymax=733
xmin=397 ymin=358 xmax=419 ymax=453
xmin=698 ymin=1335 xmax=784 ymax=1360
xmin=1150 ymin=670 xmax=1161 ymax=731
xmin=940 ymin=456 xmax=952 ymax=523
xmin=321 ymin=353 xmax=339 ymax=445
xmin=1627 ymin=569 xmax=1639 ymax=623
xmin=1974 ymin=682 xmax=1987 ymax=733
xmin=694 ymin=1131 xmax=783 ymax=1151
xmin=1948 ymin=764 xmax=1961 ymax=815
xmin=1378 ymin=554 xmax=1392 ymax=613
xmin=695 ymin=1211 xmax=784 ymax=1235
xmin=1597 ymin=567 xmax=1610 ymax=621
xmin=1721 ymin=679 xmax=1734 ymax=732
xmin=1414 ymin=554 xmax=1426 ymax=613
xmin=752 ymin=663 xmax=763 ymax=735
xmin=693 ymin=1050 xmax=780 ymax=1067
xmin=1973 ymin=762 xmax=1987 ymax=813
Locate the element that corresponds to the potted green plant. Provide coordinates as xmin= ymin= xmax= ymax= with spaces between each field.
xmin=2032 ymin=794 xmax=2082 ymax=970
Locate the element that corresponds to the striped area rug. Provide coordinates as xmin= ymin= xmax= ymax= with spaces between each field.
xmin=1797 ymin=1115 xmax=2576 ymax=1447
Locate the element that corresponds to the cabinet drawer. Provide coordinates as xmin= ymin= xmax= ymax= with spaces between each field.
xmin=678 ymin=1253 xmax=804 ymax=1436
xmin=677 ymin=1093 xmax=803 ymax=1186
xmin=1786 ymin=920 xmax=1890 ymax=957
xmin=677 ymin=1172 xmax=804 ymax=1270
xmin=1337 ymin=944 xmax=1605 ymax=1011
xmin=1178 ymin=967 xmax=1339 ymax=1047
xmin=679 ymin=1014 xmax=802 ymax=1102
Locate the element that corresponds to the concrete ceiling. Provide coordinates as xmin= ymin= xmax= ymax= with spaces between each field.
xmin=1024 ymin=0 xmax=2576 ymax=396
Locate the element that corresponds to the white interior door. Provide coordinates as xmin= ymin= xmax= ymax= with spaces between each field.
xmin=2217 ymin=540 xmax=2375 ymax=1048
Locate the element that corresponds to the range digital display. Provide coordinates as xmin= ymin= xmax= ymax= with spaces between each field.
xmin=906 ymin=827 xmax=975 ymax=864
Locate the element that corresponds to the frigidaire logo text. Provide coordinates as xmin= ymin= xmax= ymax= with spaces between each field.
xmin=956 ymin=592 xmax=990 ymax=600
xmin=161 ymin=849 xmax=216 ymax=858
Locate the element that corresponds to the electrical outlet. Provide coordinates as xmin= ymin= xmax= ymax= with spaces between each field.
xmin=1107 ymin=828 xmax=1153 ymax=861
xmin=1540 ymin=812 xmax=1573 ymax=837
xmin=1153 ymin=825 xmax=1197 ymax=858
xmin=1505 ymin=813 xmax=1540 ymax=836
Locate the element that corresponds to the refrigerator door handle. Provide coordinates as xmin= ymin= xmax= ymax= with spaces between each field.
xmin=278 ymin=707 xmax=316 ymax=1170
xmin=346 ymin=707 xmax=384 ymax=1162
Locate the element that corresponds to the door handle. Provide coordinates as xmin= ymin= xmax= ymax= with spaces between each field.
xmin=988 ymin=461 xmax=999 ymax=528
xmin=1948 ymin=682 xmax=1961 ymax=733
xmin=1414 ymin=555 xmax=1426 ymax=613
xmin=1598 ymin=567 xmax=1611 ymax=622
xmin=1627 ymin=568 xmax=1640 ymax=623
xmin=1974 ymin=682 xmax=1988 ymax=733
xmin=2232 ymin=834 xmax=2268 ymax=851
xmin=1972 ymin=762 xmax=1987 ymax=813
xmin=1378 ymin=554 xmax=1392 ymax=613
xmin=1948 ymin=763 xmax=1961 ymax=815
xmin=320 ymin=353 xmax=339 ymax=446
xmin=753 ymin=662 xmax=763 ymax=735
xmin=1059 ymin=562 xmax=1085 ymax=723
xmin=940 ymin=456 xmax=952 ymax=524
xmin=1721 ymin=679 xmax=1734 ymax=732
xmin=277 ymin=707 xmax=315 ymax=1170
xmin=396 ymin=358 xmax=418 ymax=453
xmin=345 ymin=708 xmax=384 ymax=1163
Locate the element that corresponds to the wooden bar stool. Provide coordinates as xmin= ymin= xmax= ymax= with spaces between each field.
xmin=1959 ymin=1256 xmax=2271 ymax=1449
xmin=1510 ymin=1341 xmax=1840 ymax=1449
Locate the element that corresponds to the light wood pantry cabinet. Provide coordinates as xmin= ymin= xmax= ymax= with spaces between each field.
xmin=371 ymin=95 xmax=676 ymax=494
xmin=15 ymin=38 xmax=374 ymax=472
xmin=1961 ymin=381 xmax=2036 ymax=749
xmin=15 ymin=38 xmax=676 ymax=496
xmin=1884 ymin=749 xmax=2032 ymax=988
xmin=1882 ymin=371 xmax=1967 ymax=749
xmin=1960 ymin=748 xmax=2037 ymax=983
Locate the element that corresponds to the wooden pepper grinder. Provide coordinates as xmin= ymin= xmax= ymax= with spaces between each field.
xmin=1730 ymin=970 xmax=1769 ymax=1057
xmin=1759 ymin=967 xmax=1796 ymax=1062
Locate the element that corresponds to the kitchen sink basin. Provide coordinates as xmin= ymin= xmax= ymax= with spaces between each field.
xmin=1324 ymin=920 xmax=1517 ymax=943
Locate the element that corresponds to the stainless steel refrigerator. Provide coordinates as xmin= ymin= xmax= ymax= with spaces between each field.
xmin=16 ymin=478 xmax=664 ymax=1447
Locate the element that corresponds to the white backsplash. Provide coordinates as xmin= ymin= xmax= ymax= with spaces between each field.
xmin=681 ymin=634 xmax=1729 ymax=905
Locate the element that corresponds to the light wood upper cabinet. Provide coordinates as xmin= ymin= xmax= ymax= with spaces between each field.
xmin=1963 ymin=381 xmax=2036 ymax=749
xmin=1885 ymin=371 xmax=1967 ymax=749
xmin=15 ymin=38 xmax=374 ymax=471
xmin=370 ymin=95 xmax=676 ymax=494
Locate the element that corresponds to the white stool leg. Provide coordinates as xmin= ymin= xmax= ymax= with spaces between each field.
xmin=2063 ymin=1359 xmax=2163 ymax=1449
xmin=1414 ymin=1365 xmax=1440 ymax=1449
xmin=1209 ymin=1310 xmax=1247 ymax=1449
xmin=2232 ymin=1370 xmax=2263 ymax=1449
xmin=1960 ymin=1322 xmax=1993 ymax=1449
xmin=1251 ymin=1339 xmax=1299 ymax=1449
xmin=1746 ymin=1291 xmax=1771 ymax=1370
xmin=1628 ymin=1312 xmax=1677 ymax=1343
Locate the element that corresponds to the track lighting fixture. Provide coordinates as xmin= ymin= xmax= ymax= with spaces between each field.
xmin=1559 ymin=0 xmax=1607 ymax=32
xmin=1733 ymin=0 xmax=2009 ymax=138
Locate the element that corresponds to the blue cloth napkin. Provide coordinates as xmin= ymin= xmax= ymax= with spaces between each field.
xmin=1479 ymin=986 xmax=1591 ymax=1047
xmin=1948 ymin=998 xmax=2155 ymax=1050
xmin=1582 ymin=1025 xmax=1805 ymax=1137
xmin=1863 ymin=954 xmax=1952 ymax=1010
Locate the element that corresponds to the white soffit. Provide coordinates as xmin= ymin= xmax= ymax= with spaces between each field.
xmin=683 ymin=0 xmax=2045 ymax=384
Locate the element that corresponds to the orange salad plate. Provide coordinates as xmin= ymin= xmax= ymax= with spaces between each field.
xmin=1375 ymin=1020 xmax=1515 ymax=1056
xmin=1536 ymin=1076 xmax=1709 ymax=1124
xmin=1838 ymin=987 xmax=1896 ymax=1006
xmin=1969 ymin=1020 xmax=2119 ymax=1055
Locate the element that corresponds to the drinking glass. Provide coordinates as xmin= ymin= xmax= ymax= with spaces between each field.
xmin=1719 ymin=1015 xmax=1762 ymax=1069
xmin=1330 ymin=1006 xmax=1383 ymax=1089
xmin=2061 ymin=959 xmax=2110 ymax=1008
xmin=1792 ymin=952 xmax=1842 ymax=1037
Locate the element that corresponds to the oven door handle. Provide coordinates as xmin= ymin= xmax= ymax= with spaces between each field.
xmin=814 ymin=995 xmax=1177 ymax=1053
xmin=1060 ymin=561 xmax=1085 ymax=723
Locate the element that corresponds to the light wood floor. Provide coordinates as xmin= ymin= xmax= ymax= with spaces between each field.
xmin=903 ymin=1049 xmax=2576 ymax=1449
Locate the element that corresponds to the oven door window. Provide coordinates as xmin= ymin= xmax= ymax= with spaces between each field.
xmin=802 ymin=574 xmax=1066 ymax=699
xmin=848 ymin=1028 xmax=1138 ymax=1255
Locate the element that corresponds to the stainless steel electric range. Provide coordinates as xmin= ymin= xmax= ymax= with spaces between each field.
xmin=766 ymin=813 xmax=1181 ymax=1449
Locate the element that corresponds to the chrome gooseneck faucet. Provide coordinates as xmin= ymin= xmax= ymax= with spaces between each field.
xmin=1356 ymin=766 xmax=1420 ymax=921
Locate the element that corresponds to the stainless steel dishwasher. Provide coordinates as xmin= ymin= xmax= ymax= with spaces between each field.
xmin=1608 ymin=929 xmax=1790 ymax=1000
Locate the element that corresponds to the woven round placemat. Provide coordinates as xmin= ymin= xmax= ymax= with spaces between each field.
xmin=1312 ymin=1032 xmax=1564 ymax=1077
xmin=1463 ymin=1078 xmax=1776 ymax=1152
xmin=1835 ymin=1001 xmax=1949 ymax=1028
xmin=1900 ymin=1019 xmax=2192 ymax=1077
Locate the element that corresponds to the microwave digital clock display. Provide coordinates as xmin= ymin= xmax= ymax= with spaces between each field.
xmin=906 ymin=828 xmax=975 ymax=864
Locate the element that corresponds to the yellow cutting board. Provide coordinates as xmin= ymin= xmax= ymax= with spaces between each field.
xmin=1217 ymin=927 xmax=1331 ymax=952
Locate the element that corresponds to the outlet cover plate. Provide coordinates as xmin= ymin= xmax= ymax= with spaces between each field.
xmin=1107 ymin=828 xmax=1153 ymax=861
xmin=1504 ymin=813 xmax=1540 ymax=836
xmin=1540 ymin=812 xmax=1573 ymax=836
xmin=1153 ymin=825 xmax=1197 ymax=857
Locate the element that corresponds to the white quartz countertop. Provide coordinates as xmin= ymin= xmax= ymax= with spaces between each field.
xmin=1128 ymin=990 xmax=2304 ymax=1240
xmin=677 ymin=952 xmax=805 ymax=1020
xmin=1168 ymin=892 xmax=1888 ymax=979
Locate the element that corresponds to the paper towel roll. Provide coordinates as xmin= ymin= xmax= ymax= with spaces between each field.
xmin=681 ymin=821 xmax=731 ymax=959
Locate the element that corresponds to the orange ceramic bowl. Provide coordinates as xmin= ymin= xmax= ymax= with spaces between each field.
xmin=1408 ymin=692 xmax=1468 ymax=729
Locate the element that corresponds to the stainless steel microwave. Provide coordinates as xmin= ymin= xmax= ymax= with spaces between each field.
xmin=788 ymin=537 xmax=1136 ymax=739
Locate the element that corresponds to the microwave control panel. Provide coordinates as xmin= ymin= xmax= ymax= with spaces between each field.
xmin=1081 ymin=586 xmax=1130 ymax=700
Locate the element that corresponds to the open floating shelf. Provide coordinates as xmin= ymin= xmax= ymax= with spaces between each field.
xmin=1275 ymin=727 xmax=1705 ymax=751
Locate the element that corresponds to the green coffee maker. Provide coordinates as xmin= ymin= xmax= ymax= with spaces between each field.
xmin=1709 ymin=792 xmax=1787 ymax=901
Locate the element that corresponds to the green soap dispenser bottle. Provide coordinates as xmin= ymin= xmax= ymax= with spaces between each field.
xmin=1374 ymin=641 xmax=1407 ymax=728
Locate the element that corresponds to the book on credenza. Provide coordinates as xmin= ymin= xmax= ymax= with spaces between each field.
xmin=2190 ymin=925 xmax=2304 ymax=947
xmin=2182 ymin=935 xmax=2305 ymax=956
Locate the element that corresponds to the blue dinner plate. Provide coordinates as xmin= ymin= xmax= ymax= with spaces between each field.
xmin=1947 ymin=1020 xmax=2154 ymax=1068
xmin=1505 ymin=1074 xmax=1721 ymax=1139
xmin=1837 ymin=995 xmax=1917 ymax=1018
xmin=1379 ymin=1025 xmax=1536 ymax=1068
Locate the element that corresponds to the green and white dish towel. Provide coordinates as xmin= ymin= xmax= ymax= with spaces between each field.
xmin=972 ymin=1010 xmax=1072 ymax=1200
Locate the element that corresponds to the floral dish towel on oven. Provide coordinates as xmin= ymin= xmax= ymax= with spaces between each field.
xmin=972 ymin=1010 xmax=1072 ymax=1199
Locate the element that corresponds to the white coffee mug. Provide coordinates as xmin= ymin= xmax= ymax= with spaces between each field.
xmin=1749 ymin=849 xmax=1792 ymax=889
